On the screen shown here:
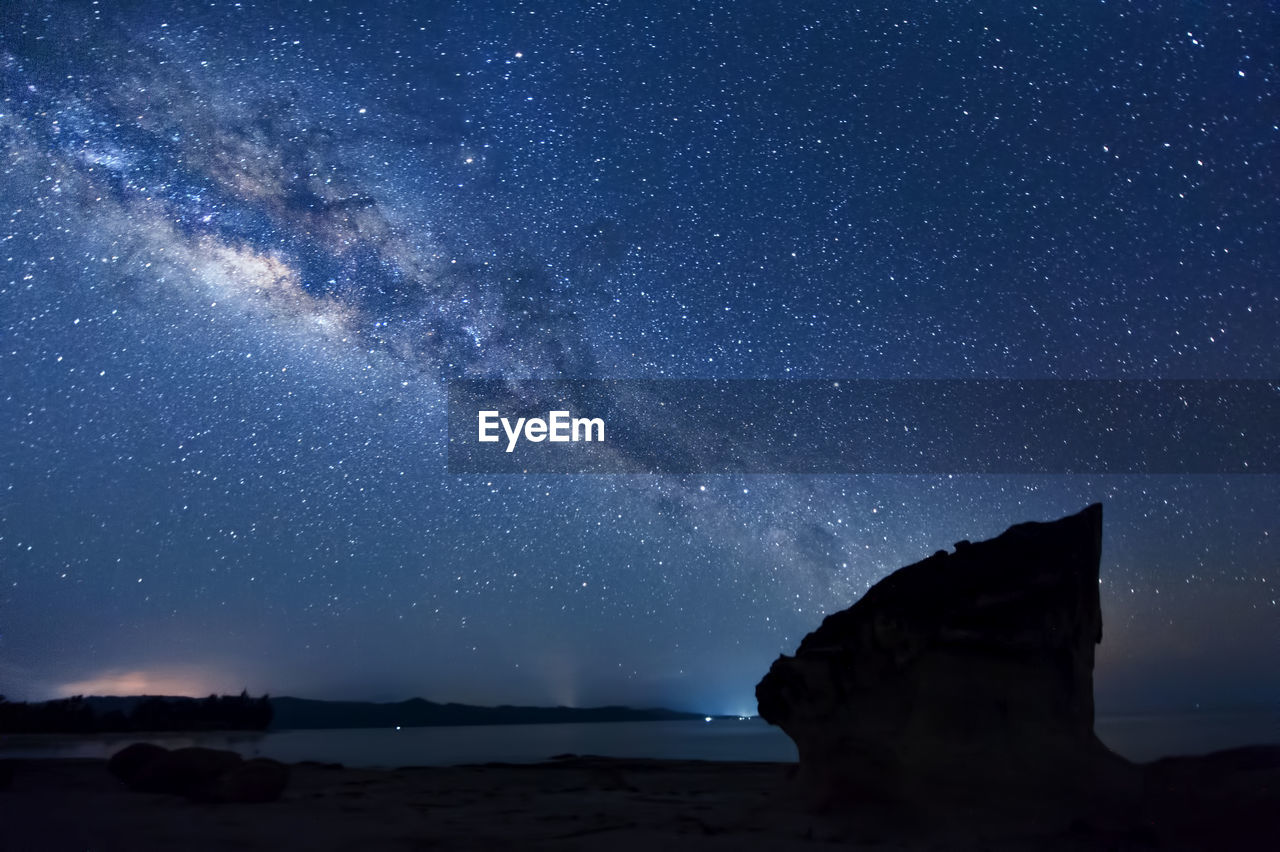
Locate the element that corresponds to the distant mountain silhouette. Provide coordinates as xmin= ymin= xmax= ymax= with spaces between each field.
xmin=0 ymin=694 xmax=707 ymax=733
xmin=269 ymin=697 xmax=706 ymax=729
xmin=0 ymin=692 xmax=272 ymax=734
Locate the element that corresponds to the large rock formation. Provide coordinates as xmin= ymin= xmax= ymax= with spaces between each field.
xmin=757 ymin=503 xmax=1135 ymax=810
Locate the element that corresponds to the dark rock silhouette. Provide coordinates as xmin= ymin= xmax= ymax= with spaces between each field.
xmin=107 ymin=744 xmax=289 ymax=802
xmin=131 ymin=747 xmax=245 ymax=797
xmin=106 ymin=742 xmax=169 ymax=788
xmin=756 ymin=503 xmax=1137 ymax=810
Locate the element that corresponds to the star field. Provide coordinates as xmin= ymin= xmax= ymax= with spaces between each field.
xmin=0 ymin=1 xmax=1276 ymax=714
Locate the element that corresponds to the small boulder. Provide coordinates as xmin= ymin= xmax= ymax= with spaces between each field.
xmin=107 ymin=742 xmax=169 ymax=787
xmin=131 ymin=746 xmax=244 ymax=797
xmin=108 ymin=743 xmax=290 ymax=802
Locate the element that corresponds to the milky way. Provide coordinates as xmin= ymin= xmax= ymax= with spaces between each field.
xmin=1 ymin=1 xmax=1277 ymax=713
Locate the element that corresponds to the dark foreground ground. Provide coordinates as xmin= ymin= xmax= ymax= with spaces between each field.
xmin=2 ymin=750 xmax=1278 ymax=851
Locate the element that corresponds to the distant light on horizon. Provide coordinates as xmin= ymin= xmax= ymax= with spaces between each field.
xmin=49 ymin=669 xmax=228 ymax=700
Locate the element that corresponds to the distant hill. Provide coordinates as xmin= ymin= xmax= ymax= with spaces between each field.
xmin=269 ymin=697 xmax=706 ymax=729
xmin=1 ymin=692 xmax=272 ymax=734
xmin=2 ymin=695 xmax=709 ymax=733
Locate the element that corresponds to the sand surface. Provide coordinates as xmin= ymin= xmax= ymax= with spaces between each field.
xmin=2 ymin=753 xmax=1278 ymax=851
xmin=3 ymin=756 xmax=865 ymax=851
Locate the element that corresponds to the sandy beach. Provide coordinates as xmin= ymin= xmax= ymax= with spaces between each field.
xmin=4 ymin=749 xmax=1279 ymax=851
xmin=4 ymin=756 xmax=833 ymax=851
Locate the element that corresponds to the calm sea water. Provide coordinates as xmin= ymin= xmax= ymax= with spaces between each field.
xmin=2 ymin=713 xmax=1276 ymax=768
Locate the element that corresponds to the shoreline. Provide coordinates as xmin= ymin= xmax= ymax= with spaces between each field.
xmin=3 ymin=707 xmax=1277 ymax=769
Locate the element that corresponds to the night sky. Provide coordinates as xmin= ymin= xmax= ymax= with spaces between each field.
xmin=1 ymin=1 xmax=1276 ymax=715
